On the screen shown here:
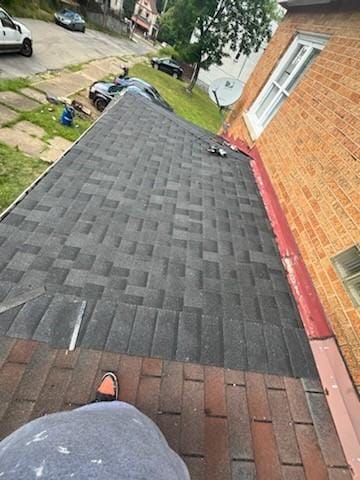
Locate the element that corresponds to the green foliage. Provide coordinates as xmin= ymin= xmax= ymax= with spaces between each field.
xmin=3 ymin=0 xmax=55 ymax=21
xmin=123 ymin=0 xmax=136 ymax=18
xmin=156 ymin=0 xmax=176 ymax=13
xmin=162 ymin=0 xmax=280 ymax=89
xmin=0 ymin=142 xmax=46 ymax=214
xmin=158 ymin=6 xmax=178 ymax=44
xmin=0 ymin=78 xmax=32 ymax=93
xmin=67 ymin=63 xmax=85 ymax=73
xmin=130 ymin=63 xmax=221 ymax=133
xmin=158 ymin=45 xmax=182 ymax=62
xmin=17 ymin=105 xmax=92 ymax=143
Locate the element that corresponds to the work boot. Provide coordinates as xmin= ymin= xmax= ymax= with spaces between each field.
xmin=94 ymin=372 xmax=119 ymax=402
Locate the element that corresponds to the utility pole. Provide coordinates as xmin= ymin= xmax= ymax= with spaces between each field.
xmin=162 ymin=0 xmax=169 ymax=13
xmin=103 ymin=0 xmax=109 ymax=28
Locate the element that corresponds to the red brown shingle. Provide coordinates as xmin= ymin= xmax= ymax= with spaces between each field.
xmin=0 ymin=338 xmax=351 ymax=480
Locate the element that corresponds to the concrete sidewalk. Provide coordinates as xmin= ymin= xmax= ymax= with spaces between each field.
xmin=0 ymin=55 xmax=147 ymax=163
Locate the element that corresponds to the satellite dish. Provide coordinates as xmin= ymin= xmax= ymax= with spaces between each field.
xmin=209 ymin=77 xmax=244 ymax=108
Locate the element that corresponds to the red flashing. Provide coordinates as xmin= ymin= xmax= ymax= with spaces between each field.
xmin=224 ymin=134 xmax=252 ymax=156
xmin=222 ymin=134 xmax=332 ymax=340
xmin=310 ymin=338 xmax=360 ymax=478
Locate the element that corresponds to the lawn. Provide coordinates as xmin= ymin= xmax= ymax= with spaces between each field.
xmin=0 ymin=78 xmax=32 ymax=93
xmin=6 ymin=1 xmax=53 ymax=22
xmin=130 ymin=63 xmax=222 ymax=133
xmin=17 ymin=105 xmax=92 ymax=143
xmin=0 ymin=143 xmax=47 ymax=214
xmin=0 ymin=104 xmax=92 ymax=214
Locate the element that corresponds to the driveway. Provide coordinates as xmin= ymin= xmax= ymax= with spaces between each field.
xmin=0 ymin=19 xmax=153 ymax=79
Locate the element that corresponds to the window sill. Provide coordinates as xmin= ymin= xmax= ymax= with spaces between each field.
xmin=243 ymin=111 xmax=263 ymax=141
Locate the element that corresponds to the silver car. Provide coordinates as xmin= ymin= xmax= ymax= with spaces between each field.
xmin=54 ymin=9 xmax=86 ymax=33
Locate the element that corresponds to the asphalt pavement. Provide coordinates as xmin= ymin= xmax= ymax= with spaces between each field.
xmin=0 ymin=19 xmax=153 ymax=79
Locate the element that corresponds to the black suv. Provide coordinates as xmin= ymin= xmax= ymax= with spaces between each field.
xmin=151 ymin=58 xmax=183 ymax=79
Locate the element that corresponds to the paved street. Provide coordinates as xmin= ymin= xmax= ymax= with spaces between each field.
xmin=0 ymin=19 xmax=153 ymax=79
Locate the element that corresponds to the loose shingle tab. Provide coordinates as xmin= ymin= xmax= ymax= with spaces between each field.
xmin=0 ymin=94 xmax=317 ymax=378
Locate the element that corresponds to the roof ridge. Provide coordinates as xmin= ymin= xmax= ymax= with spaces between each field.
xmin=110 ymin=94 xmax=250 ymax=162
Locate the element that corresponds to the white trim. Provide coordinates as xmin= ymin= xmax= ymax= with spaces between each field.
xmin=296 ymin=30 xmax=331 ymax=42
xmin=243 ymin=111 xmax=262 ymax=141
xmin=246 ymin=32 xmax=328 ymax=139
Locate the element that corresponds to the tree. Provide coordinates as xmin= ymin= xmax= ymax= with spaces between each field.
xmin=157 ymin=0 xmax=176 ymax=13
xmin=123 ymin=0 xmax=136 ymax=19
xmin=158 ymin=6 xmax=178 ymax=44
xmin=168 ymin=0 xmax=281 ymax=91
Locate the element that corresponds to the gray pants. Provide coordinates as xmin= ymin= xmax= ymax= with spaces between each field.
xmin=0 ymin=401 xmax=190 ymax=479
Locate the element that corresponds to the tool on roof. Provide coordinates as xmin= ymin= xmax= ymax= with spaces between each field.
xmin=208 ymin=145 xmax=227 ymax=157
xmin=223 ymin=140 xmax=240 ymax=152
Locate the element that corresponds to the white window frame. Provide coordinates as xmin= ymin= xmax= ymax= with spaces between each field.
xmin=332 ymin=244 xmax=360 ymax=308
xmin=244 ymin=32 xmax=328 ymax=140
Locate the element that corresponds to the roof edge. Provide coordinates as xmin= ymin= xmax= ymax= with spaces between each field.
xmin=0 ymin=103 xmax=105 ymax=224
xmin=310 ymin=339 xmax=360 ymax=477
xmin=223 ymin=133 xmax=360 ymax=476
xmin=279 ymin=0 xmax=337 ymax=8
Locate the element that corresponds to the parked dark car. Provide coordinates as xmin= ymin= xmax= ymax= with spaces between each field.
xmin=54 ymin=9 xmax=86 ymax=32
xmin=89 ymin=77 xmax=173 ymax=112
xmin=151 ymin=57 xmax=183 ymax=79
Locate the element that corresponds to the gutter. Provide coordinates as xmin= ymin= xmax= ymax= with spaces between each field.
xmin=279 ymin=0 xmax=337 ymax=8
xmin=222 ymin=133 xmax=360 ymax=479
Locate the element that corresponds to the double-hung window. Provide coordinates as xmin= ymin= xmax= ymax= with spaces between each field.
xmin=244 ymin=33 xmax=328 ymax=139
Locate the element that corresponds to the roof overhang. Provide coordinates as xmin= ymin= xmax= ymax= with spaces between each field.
xmin=131 ymin=15 xmax=151 ymax=30
xmin=279 ymin=0 xmax=337 ymax=8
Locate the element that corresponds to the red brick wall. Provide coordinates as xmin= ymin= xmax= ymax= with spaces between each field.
xmin=227 ymin=5 xmax=360 ymax=390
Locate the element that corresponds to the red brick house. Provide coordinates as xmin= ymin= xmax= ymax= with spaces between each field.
xmin=226 ymin=0 xmax=360 ymax=391
xmin=131 ymin=0 xmax=159 ymax=38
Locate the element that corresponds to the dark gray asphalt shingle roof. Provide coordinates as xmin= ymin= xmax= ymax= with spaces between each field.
xmin=0 ymin=94 xmax=317 ymax=378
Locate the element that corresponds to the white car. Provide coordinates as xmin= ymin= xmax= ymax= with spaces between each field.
xmin=0 ymin=7 xmax=32 ymax=56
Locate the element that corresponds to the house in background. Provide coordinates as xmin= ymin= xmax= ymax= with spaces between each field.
xmin=93 ymin=0 xmax=124 ymax=15
xmin=226 ymin=0 xmax=360 ymax=391
xmin=131 ymin=0 xmax=159 ymax=39
xmin=109 ymin=0 xmax=123 ymax=14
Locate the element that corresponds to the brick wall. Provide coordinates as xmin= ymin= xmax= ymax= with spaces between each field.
xmin=227 ymin=4 xmax=360 ymax=390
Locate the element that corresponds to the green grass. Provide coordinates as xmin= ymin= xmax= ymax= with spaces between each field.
xmin=67 ymin=63 xmax=85 ymax=73
xmin=17 ymin=105 xmax=92 ymax=142
xmin=0 ymin=78 xmax=32 ymax=93
xmin=130 ymin=63 xmax=222 ymax=133
xmin=0 ymin=143 xmax=47 ymax=213
xmin=6 ymin=3 xmax=53 ymax=22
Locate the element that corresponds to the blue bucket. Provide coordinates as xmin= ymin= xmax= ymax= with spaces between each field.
xmin=60 ymin=105 xmax=75 ymax=126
